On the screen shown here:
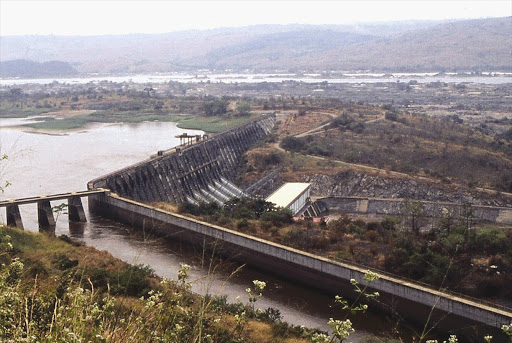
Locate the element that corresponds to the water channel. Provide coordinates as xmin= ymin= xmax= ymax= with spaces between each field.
xmin=0 ymin=118 xmax=400 ymax=341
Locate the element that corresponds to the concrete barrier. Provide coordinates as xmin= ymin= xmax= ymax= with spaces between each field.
xmin=89 ymin=192 xmax=512 ymax=331
xmin=318 ymin=196 xmax=512 ymax=225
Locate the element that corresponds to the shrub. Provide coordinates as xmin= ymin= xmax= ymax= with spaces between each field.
xmin=309 ymin=235 xmax=330 ymax=250
xmin=365 ymin=230 xmax=380 ymax=243
xmin=178 ymin=201 xmax=220 ymax=216
xmin=281 ymin=136 xmax=306 ymax=152
xmin=260 ymin=208 xmax=294 ymax=227
xmin=334 ymin=250 xmax=352 ymax=261
xmin=236 ymin=218 xmax=250 ymax=230
xmin=366 ymin=222 xmax=382 ymax=231
xmin=328 ymin=215 xmax=352 ymax=234
xmin=223 ymin=198 xmax=274 ymax=219
xmin=385 ymin=111 xmax=398 ymax=121
xmin=477 ymin=275 xmax=506 ymax=297
xmin=110 ymin=264 xmax=153 ymax=297
xmin=56 ymin=255 xmax=79 ymax=270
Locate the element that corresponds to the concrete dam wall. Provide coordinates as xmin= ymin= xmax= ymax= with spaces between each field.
xmin=88 ymin=114 xmax=275 ymax=204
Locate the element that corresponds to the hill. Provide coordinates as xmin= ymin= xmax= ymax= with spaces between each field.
xmin=327 ymin=17 xmax=512 ymax=71
xmin=0 ymin=59 xmax=77 ymax=78
xmin=0 ymin=17 xmax=510 ymax=74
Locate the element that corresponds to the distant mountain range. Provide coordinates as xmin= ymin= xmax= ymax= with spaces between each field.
xmin=0 ymin=60 xmax=77 ymax=78
xmin=0 ymin=17 xmax=510 ymax=77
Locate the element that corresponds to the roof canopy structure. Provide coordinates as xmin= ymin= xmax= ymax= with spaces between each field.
xmin=266 ymin=182 xmax=311 ymax=215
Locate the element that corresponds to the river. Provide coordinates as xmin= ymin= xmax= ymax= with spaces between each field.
xmin=1 ymin=72 xmax=512 ymax=86
xmin=0 ymin=118 xmax=398 ymax=341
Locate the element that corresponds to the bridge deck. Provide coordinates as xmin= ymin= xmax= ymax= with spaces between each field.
xmin=0 ymin=189 xmax=108 ymax=207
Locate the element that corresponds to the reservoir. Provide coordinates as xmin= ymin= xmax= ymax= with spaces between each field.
xmin=0 ymin=118 xmax=394 ymax=341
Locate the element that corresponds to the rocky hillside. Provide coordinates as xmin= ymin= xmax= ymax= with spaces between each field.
xmin=302 ymin=170 xmax=512 ymax=207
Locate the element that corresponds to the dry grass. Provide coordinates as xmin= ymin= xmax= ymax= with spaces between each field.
xmin=2 ymin=226 xmax=314 ymax=342
xmin=152 ymin=201 xmax=180 ymax=213
xmin=280 ymin=112 xmax=512 ymax=189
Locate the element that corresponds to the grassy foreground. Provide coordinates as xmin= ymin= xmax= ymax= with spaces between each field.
xmin=0 ymin=225 xmax=316 ymax=342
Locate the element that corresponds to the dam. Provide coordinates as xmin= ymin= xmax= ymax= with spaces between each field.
xmin=83 ymin=114 xmax=512 ymax=335
xmin=88 ymin=114 xmax=275 ymax=204
xmin=1 ymin=113 xmax=509 ymax=338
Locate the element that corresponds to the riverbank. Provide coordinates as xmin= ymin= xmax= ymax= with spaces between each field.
xmin=0 ymin=107 xmax=261 ymax=133
xmin=0 ymin=225 xmax=318 ymax=342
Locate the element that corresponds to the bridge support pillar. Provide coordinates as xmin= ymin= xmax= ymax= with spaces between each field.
xmin=6 ymin=204 xmax=24 ymax=229
xmin=37 ymin=200 xmax=55 ymax=229
xmin=68 ymin=196 xmax=86 ymax=222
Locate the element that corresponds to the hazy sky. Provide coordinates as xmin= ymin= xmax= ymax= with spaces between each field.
xmin=1 ymin=0 xmax=510 ymax=36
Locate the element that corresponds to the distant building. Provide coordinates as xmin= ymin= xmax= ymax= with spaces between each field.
xmin=265 ymin=182 xmax=311 ymax=215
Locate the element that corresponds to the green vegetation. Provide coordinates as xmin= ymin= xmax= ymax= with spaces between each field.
xmin=176 ymin=113 xmax=261 ymax=133
xmin=23 ymin=111 xmax=186 ymax=130
xmin=0 ymin=91 xmax=260 ymax=133
xmin=2 ymin=225 xmax=508 ymax=343
xmin=0 ymin=225 xmax=318 ymax=342
xmin=172 ymin=194 xmax=512 ymax=302
xmin=176 ymin=197 xmax=294 ymax=229
xmin=202 ymin=96 xmax=230 ymax=116
xmin=0 ymin=106 xmax=53 ymax=118
xmin=287 ymin=213 xmax=512 ymax=300
xmin=236 ymin=102 xmax=252 ymax=116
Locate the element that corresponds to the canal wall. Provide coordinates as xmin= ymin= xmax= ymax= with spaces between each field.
xmin=317 ymin=196 xmax=512 ymax=224
xmin=88 ymin=114 xmax=276 ymax=204
xmin=89 ymin=192 xmax=512 ymax=332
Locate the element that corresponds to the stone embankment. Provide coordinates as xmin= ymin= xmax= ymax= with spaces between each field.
xmin=89 ymin=114 xmax=275 ymax=204
xmin=303 ymin=170 xmax=512 ymax=207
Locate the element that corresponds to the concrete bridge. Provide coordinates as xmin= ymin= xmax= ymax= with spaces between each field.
xmin=0 ymin=189 xmax=107 ymax=229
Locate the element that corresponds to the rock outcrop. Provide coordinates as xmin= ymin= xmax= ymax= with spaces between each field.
xmin=302 ymin=170 xmax=512 ymax=207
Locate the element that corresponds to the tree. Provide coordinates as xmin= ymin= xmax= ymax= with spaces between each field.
xmin=281 ymin=136 xmax=306 ymax=152
xmin=202 ymin=97 xmax=229 ymax=116
xmin=401 ymin=200 xmax=426 ymax=235
xmin=9 ymin=88 xmax=23 ymax=107
xmin=460 ymin=202 xmax=474 ymax=231
xmin=236 ymin=102 xmax=251 ymax=116
xmin=144 ymin=87 xmax=154 ymax=97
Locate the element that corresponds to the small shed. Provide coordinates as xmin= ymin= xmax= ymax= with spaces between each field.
xmin=265 ymin=182 xmax=311 ymax=215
